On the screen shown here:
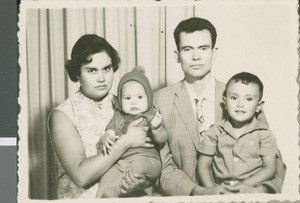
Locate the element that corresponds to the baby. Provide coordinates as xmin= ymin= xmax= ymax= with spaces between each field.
xmin=198 ymin=72 xmax=278 ymax=193
xmin=96 ymin=65 xmax=168 ymax=198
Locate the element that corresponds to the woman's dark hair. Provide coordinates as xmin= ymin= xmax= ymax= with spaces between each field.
xmin=65 ymin=34 xmax=121 ymax=82
xmin=173 ymin=17 xmax=217 ymax=51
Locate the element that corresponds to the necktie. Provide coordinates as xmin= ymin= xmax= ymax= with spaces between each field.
xmin=195 ymin=97 xmax=205 ymax=143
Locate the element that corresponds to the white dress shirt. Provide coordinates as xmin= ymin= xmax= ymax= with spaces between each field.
xmin=185 ymin=77 xmax=216 ymax=131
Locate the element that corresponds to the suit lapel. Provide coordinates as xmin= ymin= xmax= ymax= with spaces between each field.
xmin=174 ymin=81 xmax=200 ymax=150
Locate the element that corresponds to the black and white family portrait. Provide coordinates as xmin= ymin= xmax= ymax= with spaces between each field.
xmin=18 ymin=0 xmax=299 ymax=202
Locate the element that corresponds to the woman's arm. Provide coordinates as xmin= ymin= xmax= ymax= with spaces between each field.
xmin=49 ymin=110 xmax=151 ymax=188
xmin=198 ymin=154 xmax=215 ymax=187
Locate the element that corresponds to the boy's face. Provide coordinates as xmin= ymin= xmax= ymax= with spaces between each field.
xmin=121 ymin=81 xmax=148 ymax=115
xmin=224 ymin=81 xmax=263 ymax=125
xmin=176 ymin=29 xmax=217 ymax=80
xmin=79 ymin=52 xmax=114 ymax=101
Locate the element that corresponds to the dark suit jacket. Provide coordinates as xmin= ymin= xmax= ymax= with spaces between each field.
xmin=154 ymin=79 xmax=286 ymax=196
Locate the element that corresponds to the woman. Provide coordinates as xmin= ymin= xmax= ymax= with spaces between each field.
xmin=48 ymin=34 xmax=152 ymax=198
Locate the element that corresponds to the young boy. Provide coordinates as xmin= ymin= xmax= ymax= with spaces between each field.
xmin=198 ymin=72 xmax=278 ymax=192
xmin=96 ymin=65 xmax=168 ymax=198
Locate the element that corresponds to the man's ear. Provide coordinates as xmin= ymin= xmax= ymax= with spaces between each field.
xmin=256 ymin=100 xmax=265 ymax=113
xmin=174 ymin=50 xmax=180 ymax=63
xmin=212 ymin=47 xmax=218 ymax=60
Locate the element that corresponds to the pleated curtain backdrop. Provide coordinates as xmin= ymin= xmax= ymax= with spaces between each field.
xmin=26 ymin=6 xmax=195 ymax=199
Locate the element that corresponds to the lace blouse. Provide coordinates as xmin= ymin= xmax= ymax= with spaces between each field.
xmin=50 ymin=91 xmax=115 ymax=198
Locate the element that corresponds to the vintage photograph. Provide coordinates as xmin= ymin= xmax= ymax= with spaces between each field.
xmin=18 ymin=0 xmax=299 ymax=202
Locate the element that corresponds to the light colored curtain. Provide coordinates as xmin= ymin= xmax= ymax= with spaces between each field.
xmin=26 ymin=6 xmax=194 ymax=199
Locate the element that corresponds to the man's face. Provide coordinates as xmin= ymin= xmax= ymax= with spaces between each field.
xmin=176 ymin=29 xmax=216 ymax=80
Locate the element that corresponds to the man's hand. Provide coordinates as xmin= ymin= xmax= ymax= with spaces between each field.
xmin=99 ymin=130 xmax=119 ymax=155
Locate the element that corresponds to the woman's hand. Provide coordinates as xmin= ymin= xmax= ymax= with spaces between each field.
xmin=119 ymin=168 xmax=147 ymax=195
xmin=99 ymin=130 xmax=119 ymax=155
xmin=122 ymin=118 xmax=153 ymax=149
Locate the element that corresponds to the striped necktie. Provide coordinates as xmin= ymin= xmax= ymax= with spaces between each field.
xmin=195 ymin=97 xmax=205 ymax=142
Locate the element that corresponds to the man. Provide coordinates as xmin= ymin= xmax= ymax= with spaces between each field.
xmin=153 ymin=17 xmax=286 ymax=195
xmin=119 ymin=17 xmax=286 ymax=196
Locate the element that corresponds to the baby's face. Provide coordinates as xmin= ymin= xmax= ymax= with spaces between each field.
xmin=224 ymin=81 xmax=262 ymax=125
xmin=121 ymin=81 xmax=148 ymax=115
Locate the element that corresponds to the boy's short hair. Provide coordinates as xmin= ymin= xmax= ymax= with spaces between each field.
xmin=173 ymin=17 xmax=217 ymax=51
xmin=225 ymin=72 xmax=264 ymax=100
xmin=65 ymin=34 xmax=120 ymax=82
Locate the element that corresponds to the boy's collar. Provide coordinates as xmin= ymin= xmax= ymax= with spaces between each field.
xmin=216 ymin=115 xmax=269 ymax=139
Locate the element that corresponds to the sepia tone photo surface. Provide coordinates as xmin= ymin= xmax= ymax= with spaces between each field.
xmin=18 ymin=0 xmax=299 ymax=202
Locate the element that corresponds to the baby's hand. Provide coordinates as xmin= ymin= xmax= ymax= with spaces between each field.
xmin=150 ymin=112 xmax=163 ymax=129
xmin=99 ymin=130 xmax=119 ymax=155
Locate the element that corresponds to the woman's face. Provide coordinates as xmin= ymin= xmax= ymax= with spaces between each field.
xmin=176 ymin=30 xmax=216 ymax=81
xmin=78 ymin=52 xmax=114 ymax=101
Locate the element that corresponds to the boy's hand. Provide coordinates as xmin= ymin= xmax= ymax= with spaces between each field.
xmin=204 ymin=186 xmax=232 ymax=195
xmin=225 ymin=183 xmax=264 ymax=193
xmin=150 ymin=112 xmax=163 ymax=129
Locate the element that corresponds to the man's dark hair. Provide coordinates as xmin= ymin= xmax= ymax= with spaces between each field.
xmin=173 ymin=17 xmax=217 ymax=51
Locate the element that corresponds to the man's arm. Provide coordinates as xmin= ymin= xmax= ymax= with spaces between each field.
xmin=159 ymin=143 xmax=233 ymax=196
xmin=153 ymin=87 xmax=198 ymax=195
xmin=158 ymin=142 xmax=198 ymax=196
